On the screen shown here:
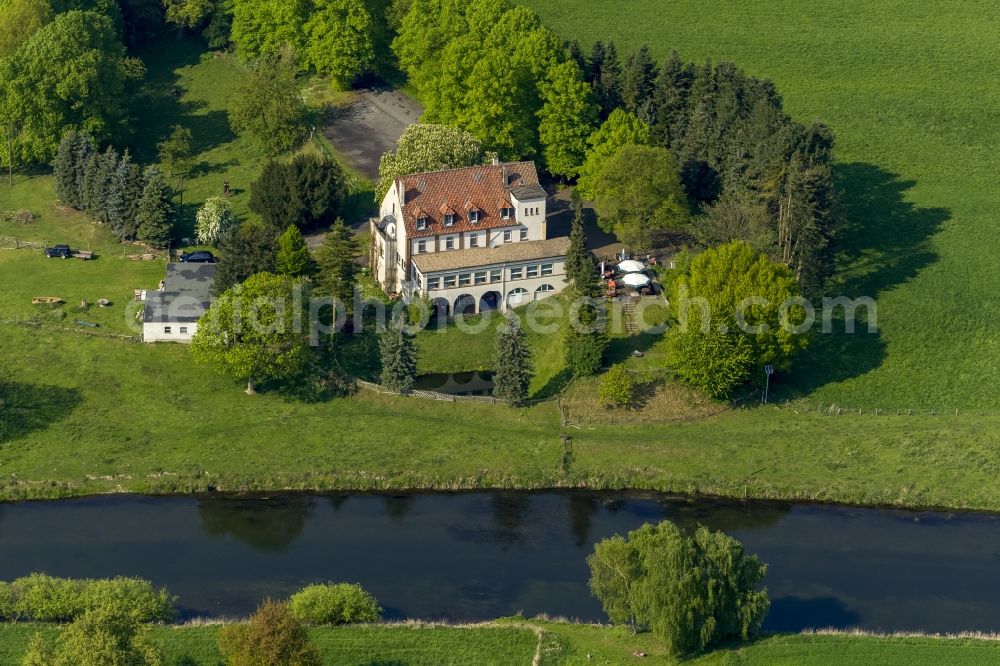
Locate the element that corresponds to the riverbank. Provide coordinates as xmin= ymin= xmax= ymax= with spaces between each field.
xmin=1 ymin=620 xmax=998 ymax=665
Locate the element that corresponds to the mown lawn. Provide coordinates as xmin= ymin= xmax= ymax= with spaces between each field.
xmin=1 ymin=622 xmax=997 ymax=666
xmin=3 ymin=317 xmax=1000 ymax=510
xmin=522 ymin=0 xmax=1000 ymax=410
xmin=0 ymin=622 xmax=539 ymax=666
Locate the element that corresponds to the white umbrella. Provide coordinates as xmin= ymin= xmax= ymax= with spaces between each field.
xmin=620 ymin=272 xmax=651 ymax=287
xmin=617 ymin=259 xmax=645 ymax=273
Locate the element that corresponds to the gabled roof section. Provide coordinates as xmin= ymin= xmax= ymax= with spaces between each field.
xmin=395 ymin=161 xmax=542 ymax=238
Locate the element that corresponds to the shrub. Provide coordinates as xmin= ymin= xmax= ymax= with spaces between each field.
xmin=12 ymin=574 xmax=86 ymax=622
xmin=195 ymin=196 xmax=236 ymax=245
xmin=51 ymin=606 xmax=162 ymax=666
xmin=2 ymin=574 xmax=175 ymax=623
xmin=82 ymin=577 xmax=176 ymax=623
xmin=288 ymin=583 xmax=382 ymax=625
xmin=219 ymin=599 xmax=320 ymax=666
xmin=0 ymin=582 xmax=14 ymax=620
xmin=598 ymin=364 xmax=636 ymax=408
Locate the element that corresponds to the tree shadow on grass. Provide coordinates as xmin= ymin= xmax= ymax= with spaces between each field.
xmin=780 ymin=162 xmax=950 ymax=398
xmin=0 ymin=382 xmax=83 ymax=444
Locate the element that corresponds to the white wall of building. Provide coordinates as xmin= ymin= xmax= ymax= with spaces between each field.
xmin=142 ymin=322 xmax=198 ymax=343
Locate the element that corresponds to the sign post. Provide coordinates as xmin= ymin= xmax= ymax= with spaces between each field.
xmin=763 ymin=365 xmax=774 ymax=404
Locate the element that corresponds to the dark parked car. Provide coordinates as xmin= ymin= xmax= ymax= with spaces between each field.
xmin=44 ymin=245 xmax=71 ymax=259
xmin=179 ymin=251 xmax=216 ymax=263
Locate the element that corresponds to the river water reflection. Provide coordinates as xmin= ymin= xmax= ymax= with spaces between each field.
xmin=1 ymin=491 xmax=998 ymax=632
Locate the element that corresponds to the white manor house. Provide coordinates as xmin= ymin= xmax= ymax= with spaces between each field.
xmin=370 ymin=160 xmax=569 ymax=315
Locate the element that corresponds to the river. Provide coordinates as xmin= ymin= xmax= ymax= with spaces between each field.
xmin=0 ymin=491 xmax=997 ymax=633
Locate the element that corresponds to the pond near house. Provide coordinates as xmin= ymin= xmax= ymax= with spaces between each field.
xmin=413 ymin=371 xmax=494 ymax=396
xmin=0 ymin=491 xmax=998 ymax=633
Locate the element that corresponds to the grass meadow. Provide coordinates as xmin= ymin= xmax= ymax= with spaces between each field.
xmin=522 ymin=0 xmax=1000 ymax=410
xmin=1 ymin=621 xmax=998 ymax=666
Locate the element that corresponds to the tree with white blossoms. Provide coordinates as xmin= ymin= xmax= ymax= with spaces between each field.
xmin=376 ymin=123 xmax=494 ymax=201
xmin=195 ymin=196 xmax=236 ymax=245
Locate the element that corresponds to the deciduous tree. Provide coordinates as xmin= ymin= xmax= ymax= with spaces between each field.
xmin=589 ymin=520 xmax=769 ymax=657
xmin=157 ymin=125 xmax=193 ymax=177
xmin=590 ymin=144 xmax=689 ymax=250
xmin=376 ymin=123 xmax=489 ymax=201
xmin=230 ymin=0 xmax=304 ymax=59
xmin=0 ymin=0 xmax=51 ymax=58
xmin=667 ymin=240 xmax=810 ymax=397
xmin=192 ymin=272 xmax=311 ymax=394
xmin=537 ymin=61 xmax=598 ymax=179
xmin=195 ymin=195 xmax=236 ymax=245
xmin=228 ymin=53 xmax=307 ymax=156
xmin=218 ymin=599 xmax=320 ymax=666
xmin=47 ymin=606 xmax=163 ymax=666
xmin=0 ymin=10 xmax=143 ymax=164
xmin=576 ymin=108 xmax=650 ymax=199
xmin=304 ymin=0 xmax=374 ymax=90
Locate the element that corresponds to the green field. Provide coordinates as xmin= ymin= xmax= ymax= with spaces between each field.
xmin=522 ymin=0 xmax=1000 ymax=410
xmin=0 ymin=622 xmax=997 ymax=666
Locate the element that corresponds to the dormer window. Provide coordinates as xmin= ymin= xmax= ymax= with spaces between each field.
xmin=444 ymin=213 xmax=455 ymax=226
xmin=500 ymin=206 xmax=514 ymax=220
xmin=416 ymin=214 xmax=428 ymax=230
xmin=468 ymin=210 xmax=480 ymax=224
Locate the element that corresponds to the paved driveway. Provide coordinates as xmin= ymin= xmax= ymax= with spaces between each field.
xmin=323 ymin=89 xmax=423 ymax=182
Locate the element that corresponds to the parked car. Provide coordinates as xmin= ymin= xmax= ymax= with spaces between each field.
xmin=44 ymin=245 xmax=72 ymax=259
xmin=179 ymin=251 xmax=216 ymax=263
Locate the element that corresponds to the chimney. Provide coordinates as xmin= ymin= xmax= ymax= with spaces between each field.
xmin=502 ymin=165 xmax=508 ymax=186
xmin=397 ymin=179 xmax=404 ymax=205
xmin=492 ymin=155 xmax=500 ymax=166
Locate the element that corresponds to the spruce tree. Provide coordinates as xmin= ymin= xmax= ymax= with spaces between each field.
xmin=492 ymin=313 xmax=532 ymax=407
xmin=586 ymin=40 xmax=605 ymax=87
xmin=82 ymin=146 xmax=118 ymax=224
xmin=563 ymin=198 xmax=608 ymax=377
xmin=378 ymin=315 xmax=417 ymax=394
xmin=72 ymin=132 xmax=95 ymax=208
xmin=52 ymin=130 xmax=80 ymax=207
xmin=314 ymin=219 xmax=358 ymax=307
xmin=593 ymin=40 xmax=623 ymax=119
xmin=105 ymin=149 xmax=132 ymax=239
xmin=651 ymin=50 xmax=695 ymax=149
xmin=622 ymin=45 xmax=658 ymax=118
xmin=136 ymin=166 xmax=175 ymax=248
xmin=276 ymin=225 xmax=312 ymax=276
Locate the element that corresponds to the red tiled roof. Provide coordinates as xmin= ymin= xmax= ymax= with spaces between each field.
xmin=397 ymin=162 xmax=542 ymax=239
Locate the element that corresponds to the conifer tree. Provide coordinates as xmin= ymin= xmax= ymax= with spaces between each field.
xmin=276 ymin=225 xmax=312 ymax=276
xmin=72 ymin=132 xmax=96 ymax=208
xmin=106 ymin=149 xmax=141 ymax=239
xmin=378 ymin=314 xmax=417 ymax=394
xmin=52 ymin=130 xmax=81 ymax=207
xmin=492 ymin=313 xmax=532 ymax=406
xmin=563 ymin=197 xmax=608 ymax=377
xmin=136 ymin=166 xmax=175 ymax=248
xmin=82 ymin=146 xmax=118 ymax=224
xmin=592 ymin=40 xmax=622 ymax=119
xmin=213 ymin=222 xmax=279 ymax=292
xmin=622 ymin=45 xmax=658 ymax=118
xmin=313 ymin=218 xmax=358 ymax=306
xmin=650 ymin=50 xmax=695 ymax=148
